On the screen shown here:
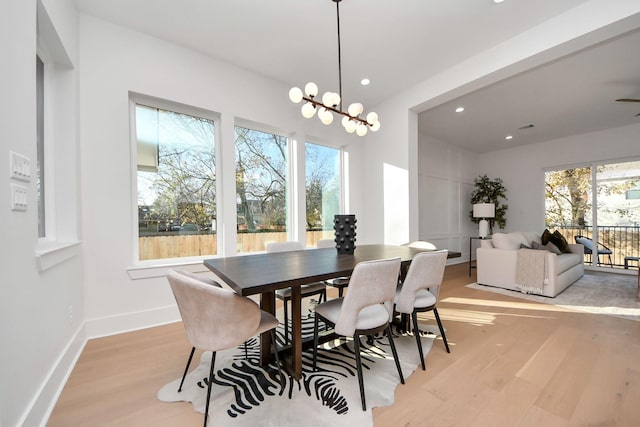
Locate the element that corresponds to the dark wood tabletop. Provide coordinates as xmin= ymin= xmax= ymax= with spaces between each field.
xmin=203 ymin=244 xmax=460 ymax=379
xmin=204 ymin=244 xmax=460 ymax=296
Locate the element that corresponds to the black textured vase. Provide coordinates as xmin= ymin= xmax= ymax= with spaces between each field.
xmin=334 ymin=214 xmax=357 ymax=254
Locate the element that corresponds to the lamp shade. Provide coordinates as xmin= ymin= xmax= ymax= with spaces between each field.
xmin=473 ymin=203 xmax=495 ymax=219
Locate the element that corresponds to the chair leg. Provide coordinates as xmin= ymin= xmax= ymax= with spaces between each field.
xmin=312 ymin=315 xmax=320 ymax=371
xmin=338 ymin=287 xmax=344 ymax=298
xmin=353 ymin=334 xmax=367 ymax=411
xmin=433 ymin=308 xmax=450 ymax=353
xmin=411 ymin=312 xmax=425 ymax=370
xmin=386 ymin=325 xmax=404 ymax=385
xmin=283 ymin=298 xmax=289 ymax=344
xmin=269 ymin=330 xmax=285 ymax=387
xmin=178 ymin=346 xmax=196 ymax=392
xmin=203 ymin=351 xmax=216 ymax=427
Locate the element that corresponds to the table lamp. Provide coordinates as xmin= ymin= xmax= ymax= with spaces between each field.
xmin=473 ymin=203 xmax=495 ymax=238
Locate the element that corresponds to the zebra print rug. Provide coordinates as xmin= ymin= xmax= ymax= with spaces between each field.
xmin=158 ymin=311 xmax=438 ymax=426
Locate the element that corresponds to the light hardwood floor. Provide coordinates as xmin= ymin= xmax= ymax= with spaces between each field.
xmin=48 ymin=263 xmax=640 ymax=426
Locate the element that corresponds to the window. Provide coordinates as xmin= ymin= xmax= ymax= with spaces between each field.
xmin=305 ymin=142 xmax=341 ymax=247
xmin=545 ymin=159 xmax=640 ymax=267
xmin=134 ymin=101 xmax=217 ymax=261
xmin=36 ymin=55 xmax=45 ymax=238
xmin=235 ymin=126 xmax=289 ymax=253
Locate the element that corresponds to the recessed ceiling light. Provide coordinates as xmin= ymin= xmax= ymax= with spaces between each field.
xmin=505 ymin=135 xmax=513 ymax=140
xmin=493 ymin=0 xmax=505 ymax=3
xmin=455 ymin=107 xmax=465 ymax=113
xmin=360 ymin=78 xmax=370 ymax=86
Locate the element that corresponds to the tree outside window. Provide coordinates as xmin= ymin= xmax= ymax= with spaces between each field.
xmin=135 ymin=103 xmax=216 ymax=261
xmin=235 ymin=126 xmax=288 ymax=252
xmin=305 ymin=142 xmax=340 ymax=245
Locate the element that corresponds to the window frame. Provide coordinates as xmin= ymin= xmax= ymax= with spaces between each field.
xmin=34 ymin=1 xmax=80 ymax=271
xmin=129 ymin=92 xmax=221 ymax=267
xmin=233 ymin=119 xmax=294 ymax=253
xmin=303 ymin=140 xmax=345 ymax=247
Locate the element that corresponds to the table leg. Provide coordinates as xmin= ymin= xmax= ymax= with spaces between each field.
xmin=291 ymin=285 xmax=302 ymax=380
xmin=260 ymin=291 xmax=276 ymax=365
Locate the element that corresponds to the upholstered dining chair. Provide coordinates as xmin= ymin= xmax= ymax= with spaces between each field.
xmin=266 ymin=241 xmax=327 ymax=343
xmin=166 ymin=270 xmax=284 ymax=427
xmin=394 ymin=250 xmax=449 ymax=371
xmin=312 ymin=257 xmax=405 ymax=411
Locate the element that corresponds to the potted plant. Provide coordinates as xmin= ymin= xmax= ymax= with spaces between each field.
xmin=469 ymin=174 xmax=508 ymax=233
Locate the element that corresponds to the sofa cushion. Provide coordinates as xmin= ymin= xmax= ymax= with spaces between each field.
xmin=556 ymin=252 xmax=582 ymax=274
xmin=493 ymin=232 xmax=528 ymax=250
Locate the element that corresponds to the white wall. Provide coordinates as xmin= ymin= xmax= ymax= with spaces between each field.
xmin=1 ymin=0 xmax=82 ymax=426
xmin=418 ymin=133 xmax=479 ymax=261
xmin=476 ymin=122 xmax=640 ymax=232
xmin=77 ymin=15 xmax=365 ymax=338
xmin=366 ymin=0 xmax=640 ymax=255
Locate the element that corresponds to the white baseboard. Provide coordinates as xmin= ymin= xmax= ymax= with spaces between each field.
xmin=22 ymin=305 xmax=180 ymax=426
xmin=19 ymin=323 xmax=87 ymax=427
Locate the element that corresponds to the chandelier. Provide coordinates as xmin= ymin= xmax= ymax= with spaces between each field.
xmin=288 ymin=0 xmax=380 ymax=136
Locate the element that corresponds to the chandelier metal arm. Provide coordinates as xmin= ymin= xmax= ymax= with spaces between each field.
xmin=335 ymin=0 xmax=343 ymax=111
xmin=301 ymin=95 xmax=370 ymax=126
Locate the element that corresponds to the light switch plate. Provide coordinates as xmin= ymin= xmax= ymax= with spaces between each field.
xmin=10 ymin=151 xmax=31 ymax=182
xmin=11 ymin=183 xmax=27 ymax=211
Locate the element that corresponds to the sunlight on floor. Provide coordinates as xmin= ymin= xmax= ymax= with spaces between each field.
xmin=441 ymin=296 xmax=579 ymax=313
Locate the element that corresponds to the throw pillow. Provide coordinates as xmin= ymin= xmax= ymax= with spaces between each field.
xmin=545 ymin=241 xmax=563 ymax=255
xmin=541 ymin=229 xmax=552 ymax=245
xmin=551 ymin=230 xmax=572 ymax=253
xmin=519 ymin=243 xmax=531 ymax=249
xmin=531 ymin=241 xmax=547 ymax=251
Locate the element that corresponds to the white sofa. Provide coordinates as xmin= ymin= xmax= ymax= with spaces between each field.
xmin=476 ymin=231 xmax=584 ymax=297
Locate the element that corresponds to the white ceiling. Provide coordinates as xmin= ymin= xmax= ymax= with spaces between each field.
xmin=73 ymin=0 xmax=640 ymax=153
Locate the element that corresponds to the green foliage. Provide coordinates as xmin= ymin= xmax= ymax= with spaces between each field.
xmin=469 ymin=174 xmax=508 ymax=230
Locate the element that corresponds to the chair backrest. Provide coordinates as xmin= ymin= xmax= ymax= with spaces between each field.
xmin=316 ymin=239 xmax=335 ymax=249
xmin=166 ymin=270 xmax=261 ymax=351
xmin=177 ymin=270 xmax=223 ymax=288
xmin=266 ymin=241 xmax=304 ymax=253
xmin=575 ymin=236 xmax=593 ymax=249
xmin=402 ymin=241 xmax=437 ymax=250
xmin=395 ymin=250 xmax=448 ymax=314
xmin=335 ymin=257 xmax=401 ymax=336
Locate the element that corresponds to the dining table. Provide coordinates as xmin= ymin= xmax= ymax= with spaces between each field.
xmin=204 ymin=244 xmax=461 ymax=380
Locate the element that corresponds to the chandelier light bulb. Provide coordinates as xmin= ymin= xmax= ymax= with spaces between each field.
xmin=356 ymin=123 xmax=368 ymax=136
xmin=330 ymin=92 xmax=341 ymax=107
xmin=347 ymin=102 xmax=364 ymax=117
xmin=319 ymin=108 xmax=334 ymax=125
xmin=289 ymin=87 xmax=303 ymax=103
xmin=301 ymin=102 xmax=316 ymax=118
xmin=341 ymin=116 xmax=350 ymax=127
xmin=304 ymin=82 xmax=318 ymax=97
xmin=345 ymin=119 xmax=357 ymax=133
xmin=322 ymin=92 xmax=334 ymax=107
xmin=366 ymin=112 xmax=378 ymax=125
xmin=370 ymin=120 xmax=381 ymax=132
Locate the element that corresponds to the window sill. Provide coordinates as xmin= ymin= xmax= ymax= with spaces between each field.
xmin=127 ymin=259 xmax=213 ymax=280
xmin=35 ymin=240 xmax=81 ymax=272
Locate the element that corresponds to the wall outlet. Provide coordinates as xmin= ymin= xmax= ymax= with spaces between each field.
xmin=10 ymin=151 xmax=31 ymax=182
xmin=11 ymin=184 xmax=27 ymax=211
